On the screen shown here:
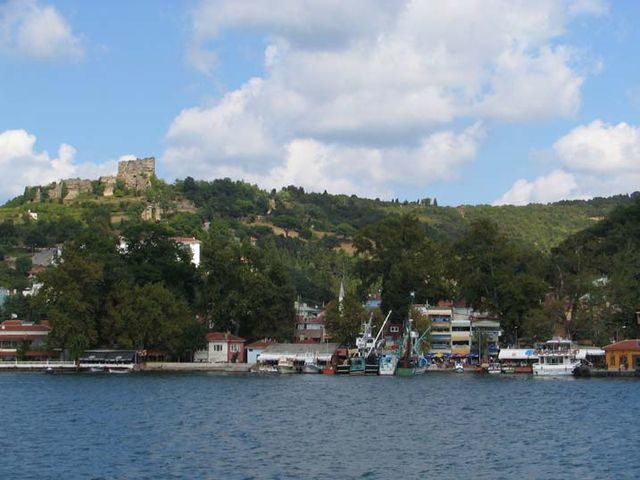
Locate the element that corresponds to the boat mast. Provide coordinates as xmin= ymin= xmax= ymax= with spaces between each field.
xmin=365 ymin=310 xmax=392 ymax=358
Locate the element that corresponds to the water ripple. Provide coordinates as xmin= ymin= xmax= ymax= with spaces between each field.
xmin=0 ymin=372 xmax=639 ymax=479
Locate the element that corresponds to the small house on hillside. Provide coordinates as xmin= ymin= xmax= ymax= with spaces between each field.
xmin=194 ymin=332 xmax=246 ymax=363
xmin=603 ymin=340 xmax=640 ymax=371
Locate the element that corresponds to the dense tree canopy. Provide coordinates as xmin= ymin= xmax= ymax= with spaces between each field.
xmin=354 ymin=214 xmax=452 ymax=321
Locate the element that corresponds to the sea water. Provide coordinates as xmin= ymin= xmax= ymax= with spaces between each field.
xmin=1 ymin=372 xmax=638 ymax=479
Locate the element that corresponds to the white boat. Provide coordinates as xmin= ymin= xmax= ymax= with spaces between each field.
xmin=415 ymin=354 xmax=428 ymax=374
xmin=277 ymin=357 xmax=296 ymax=374
xmin=256 ymin=363 xmax=278 ymax=373
xmin=301 ymin=353 xmax=321 ymax=374
xmin=108 ymin=368 xmax=131 ymax=374
xmin=454 ymin=361 xmax=464 ymax=373
xmin=487 ymin=362 xmax=501 ymax=374
xmin=532 ymin=338 xmax=581 ymax=376
xmin=379 ymin=354 xmax=398 ymax=376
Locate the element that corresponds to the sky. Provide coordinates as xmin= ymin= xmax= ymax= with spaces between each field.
xmin=1 ymin=0 xmax=640 ymax=206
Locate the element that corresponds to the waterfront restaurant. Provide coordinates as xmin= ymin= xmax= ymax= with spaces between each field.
xmin=603 ymin=339 xmax=640 ymax=371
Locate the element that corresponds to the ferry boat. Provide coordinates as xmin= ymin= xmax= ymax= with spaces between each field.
xmin=532 ymin=338 xmax=581 ymax=376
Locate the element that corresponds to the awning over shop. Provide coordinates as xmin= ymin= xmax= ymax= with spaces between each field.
xmin=257 ymin=343 xmax=338 ymax=363
xmin=498 ymin=348 xmax=538 ymax=361
xmin=576 ymin=348 xmax=604 ymax=359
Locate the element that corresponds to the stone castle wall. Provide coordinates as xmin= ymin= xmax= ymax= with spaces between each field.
xmin=99 ymin=176 xmax=117 ymax=197
xmin=62 ymin=179 xmax=93 ymax=200
xmin=117 ymin=157 xmax=155 ymax=191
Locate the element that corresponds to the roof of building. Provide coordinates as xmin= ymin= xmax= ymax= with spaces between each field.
xmin=32 ymin=248 xmax=58 ymax=267
xmin=0 ymin=320 xmax=50 ymax=332
xmin=246 ymin=339 xmax=275 ymax=349
xmin=170 ymin=237 xmax=202 ymax=245
xmin=206 ymin=332 xmax=245 ymax=343
xmin=603 ymin=339 xmax=640 ymax=351
xmin=259 ymin=342 xmax=338 ymax=362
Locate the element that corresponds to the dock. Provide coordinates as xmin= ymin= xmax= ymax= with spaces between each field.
xmin=575 ymin=368 xmax=639 ymax=378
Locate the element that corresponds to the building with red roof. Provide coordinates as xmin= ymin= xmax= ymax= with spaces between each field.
xmin=194 ymin=331 xmax=246 ymax=363
xmin=603 ymin=339 xmax=640 ymax=371
xmin=0 ymin=319 xmax=55 ymax=361
xmin=246 ymin=339 xmax=276 ymax=364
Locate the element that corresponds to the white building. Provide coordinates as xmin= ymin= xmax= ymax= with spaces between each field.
xmin=194 ymin=332 xmax=245 ymax=363
xmin=171 ymin=237 xmax=202 ymax=268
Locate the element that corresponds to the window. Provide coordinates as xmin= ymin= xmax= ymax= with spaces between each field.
xmin=230 ymin=344 xmax=239 ymax=352
xmin=213 ymin=344 xmax=223 ymax=352
xmin=390 ymin=326 xmax=400 ymax=333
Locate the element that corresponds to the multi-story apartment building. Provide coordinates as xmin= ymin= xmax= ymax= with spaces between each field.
xmin=417 ymin=303 xmax=502 ymax=359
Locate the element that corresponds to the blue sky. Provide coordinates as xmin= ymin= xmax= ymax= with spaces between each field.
xmin=1 ymin=0 xmax=639 ymax=206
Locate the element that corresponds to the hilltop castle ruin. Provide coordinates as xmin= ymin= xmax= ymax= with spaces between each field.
xmin=117 ymin=157 xmax=155 ymax=191
xmin=27 ymin=157 xmax=156 ymax=202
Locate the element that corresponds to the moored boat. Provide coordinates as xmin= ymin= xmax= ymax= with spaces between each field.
xmin=277 ymin=357 xmax=296 ymax=374
xmin=336 ymin=360 xmax=351 ymax=375
xmin=487 ymin=362 xmax=501 ymax=374
xmin=108 ymin=368 xmax=131 ymax=374
xmin=349 ymin=356 xmax=366 ymax=375
xmin=379 ymin=354 xmax=398 ymax=376
xmin=533 ymin=338 xmax=580 ymax=376
xmin=301 ymin=353 xmax=322 ymax=374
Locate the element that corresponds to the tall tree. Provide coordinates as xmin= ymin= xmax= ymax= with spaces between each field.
xmin=452 ymin=218 xmax=548 ymax=344
xmin=324 ymin=295 xmax=368 ymax=346
xmin=354 ymin=214 xmax=451 ymax=321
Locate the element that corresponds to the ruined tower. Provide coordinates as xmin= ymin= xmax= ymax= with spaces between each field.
xmin=117 ymin=157 xmax=156 ymax=191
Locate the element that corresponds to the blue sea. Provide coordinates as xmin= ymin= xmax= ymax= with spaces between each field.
xmin=1 ymin=372 xmax=639 ymax=480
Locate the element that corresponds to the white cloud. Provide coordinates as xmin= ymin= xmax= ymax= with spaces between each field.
xmin=0 ymin=0 xmax=83 ymax=61
xmin=496 ymin=120 xmax=640 ymax=205
xmin=0 ymin=129 xmax=115 ymax=201
xmin=495 ymin=170 xmax=579 ymax=205
xmin=164 ymin=0 xmax=606 ymax=197
xmin=553 ymin=120 xmax=640 ymax=173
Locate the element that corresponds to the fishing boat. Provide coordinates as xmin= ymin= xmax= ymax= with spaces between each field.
xmin=396 ymin=310 xmax=430 ymax=377
xmin=336 ymin=359 xmax=351 ymax=375
xmin=532 ymin=338 xmax=581 ymax=376
xmin=347 ymin=311 xmax=394 ymax=376
xmin=349 ymin=356 xmax=366 ymax=375
xmin=396 ymin=320 xmax=418 ymax=376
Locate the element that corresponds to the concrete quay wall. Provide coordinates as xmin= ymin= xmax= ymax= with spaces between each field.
xmin=141 ymin=362 xmax=254 ymax=373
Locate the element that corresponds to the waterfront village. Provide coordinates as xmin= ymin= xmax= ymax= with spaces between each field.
xmin=1 ymin=157 xmax=639 ymax=379
xmin=1 ymin=295 xmax=639 ymax=378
